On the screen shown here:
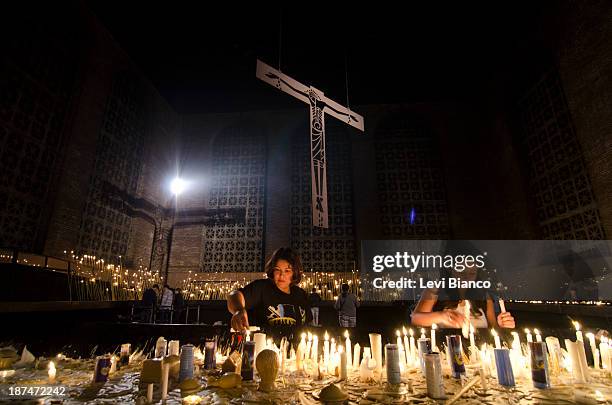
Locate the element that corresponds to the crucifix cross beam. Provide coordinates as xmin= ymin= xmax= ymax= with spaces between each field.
xmin=256 ymin=59 xmax=364 ymax=228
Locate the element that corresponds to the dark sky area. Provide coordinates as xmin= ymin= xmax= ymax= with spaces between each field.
xmin=87 ymin=2 xmax=559 ymax=114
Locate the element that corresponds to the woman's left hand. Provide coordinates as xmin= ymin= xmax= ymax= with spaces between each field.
xmin=497 ymin=311 xmax=515 ymax=328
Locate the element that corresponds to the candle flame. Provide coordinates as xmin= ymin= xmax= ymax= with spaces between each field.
xmin=402 ymin=326 xmax=407 ymax=335
xmin=409 ymin=328 xmax=414 ymax=336
xmin=524 ymin=328 xmax=531 ymax=334
xmin=432 ymin=323 xmax=437 ymax=330
xmin=344 ymin=330 xmax=349 ymax=339
xmin=491 ymin=329 xmax=498 ymax=337
xmin=324 ymin=331 xmax=329 ymax=340
xmin=573 ymin=321 xmax=581 ymax=331
xmin=534 ymin=328 xmax=541 ymax=335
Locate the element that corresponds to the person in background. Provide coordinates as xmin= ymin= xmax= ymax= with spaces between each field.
xmin=139 ymin=284 xmax=159 ymax=322
xmin=308 ymin=288 xmax=322 ymax=326
xmin=173 ymin=287 xmax=185 ymax=323
xmin=159 ymin=284 xmax=174 ymax=323
xmin=334 ymin=283 xmax=359 ymax=328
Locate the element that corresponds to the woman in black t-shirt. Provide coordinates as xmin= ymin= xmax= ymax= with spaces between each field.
xmin=227 ymin=247 xmax=312 ymax=332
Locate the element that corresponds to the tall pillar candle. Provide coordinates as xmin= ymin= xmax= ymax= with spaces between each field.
xmin=586 ymin=333 xmax=599 ymax=369
xmin=431 ymin=324 xmax=438 ymax=351
xmin=254 ymin=333 xmax=267 ymax=360
xmin=168 ymin=340 xmax=180 ymax=357
xmin=312 ymin=335 xmax=318 ymax=362
xmin=565 ymin=339 xmax=587 ymax=383
xmin=161 ymin=361 xmax=170 ymax=400
xmin=339 ymin=346 xmax=347 ymax=380
xmin=353 ymin=343 xmax=361 ymax=370
xmin=385 ymin=344 xmax=401 ymax=385
xmin=323 ymin=332 xmax=330 ymax=368
xmin=344 ymin=331 xmax=352 ymax=370
xmin=545 ymin=336 xmax=562 ymax=375
xmin=369 ymin=333 xmax=383 ymax=377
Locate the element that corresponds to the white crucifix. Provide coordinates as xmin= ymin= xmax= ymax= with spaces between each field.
xmin=256 ymin=59 xmax=364 ymax=228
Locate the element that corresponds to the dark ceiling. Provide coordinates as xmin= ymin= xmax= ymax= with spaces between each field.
xmin=87 ymin=2 xmax=560 ymax=114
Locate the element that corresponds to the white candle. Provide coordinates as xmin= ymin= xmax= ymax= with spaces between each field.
xmin=586 ymin=332 xmax=598 ymax=369
xmin=599 ymin=337 xmax=609 ymax=370
xmin=431 ymin=324 xmax=437 ymax=350
xmin=245 ymin=330 xmax=251 ymax=342
xmin=109 ymin=356 xmax=117 ymax=374
xmin=168 ymin=340 xmax=180 ymax=356
xmin=402 ymin=327 xmax=410 ymax=366
xmin=491 ymin=329 xmax=501 ymax=349
xmin=353 ymin=343 xmax=361 ymax=370
xmin=469 ymin=324 xmax=476 ymax=349
xmin=369 ymin=333 xmax=383 ymax=377
xmin=409 ymin=329 xmax=416 ymax=365
xmin=462 ymin=300 xmax=471 ymax=338
xmin=511 ymin=332 xmax=521 ymax=352
xmin=534 ymin=328 xmax=542 ymax=343
xmin=161 ymin=362 xmax=170 ymax=400
xmin=305 ymin=333 xmax=312 ymax=362
xmin=48 ymin=361 xmax=56 ymax=383
xmin=420 ymin=328 xmax=426 ymax=339
xmin=499 ymin=299 xmax=506 ymax=313
xmin=324 ymin=332 xmax=330 ymax=368
xmin=254 ymin=332 xmax=267 ymax=359
xmin=312 ymin=335 xmax=318 ymax=362
xmin=565 ymin=339 xmax=587 ymax=383
xmin=339 ymin=345 xmax=347 ymax=380
xmin=344 ymin=330 xmax=352 ymax=370
xmin=574 ymin=321 xmax=583 ymax=342
xmin=525 ymin=328 xmax=533 ymax=343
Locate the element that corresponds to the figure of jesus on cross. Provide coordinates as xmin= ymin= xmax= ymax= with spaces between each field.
xmin=256 ymin=59 xmax=364 ymax=228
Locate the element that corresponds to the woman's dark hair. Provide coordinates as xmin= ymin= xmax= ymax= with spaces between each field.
xmin=264 ymin=247 xmax=303 ymax=285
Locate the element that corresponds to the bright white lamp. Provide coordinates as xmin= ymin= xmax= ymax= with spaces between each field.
xmin=170 ymin=177 xmax=186 ymax=195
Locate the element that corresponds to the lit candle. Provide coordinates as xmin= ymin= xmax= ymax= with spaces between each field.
xmin=525 ymin=328 xmax=533 ymax=343
xmin=491 ymin=329 xmax=501 ymax=349
xmin=48 ymin=361 xmax=56 ymax=383
xmin=324 ymin=332 xmax=330 ymax=367
xmin=499 ymin=299 xmax=506 ymax=313
xmin=511 ymin=332 xmax=521 ymax=352
xmin=462 ymin=300 xmax=471 ymax=338
xmin=402 ymin=327 xmax=410 ymax=366
xmin=431 ymin=324 xmax=438 ymax=350
xmin=312 ymin=335 xmax=318 ymax=362
xmin=534 ymin=328 xmax=542 ymax=343
xmin=469 ymin=324 xmax=476 ymax=349
xmin=245 ymin=330 xmax=251 ymax=342
xmin=420 ymin=328 xmax=426 ymax=340
xmin=574 ymin=321 xmax=583 ymax=342
xmin=586 ymin=332 xmax=599 ymax=369
xmin=344 ymin=331 xmax=352 ymax=370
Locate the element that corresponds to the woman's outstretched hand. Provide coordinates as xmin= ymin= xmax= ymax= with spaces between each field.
xmin=231 ymin=309 xmax=250 ymax=332
xmin=497 ymin=311 xmax=515 ymax=328
xmin=439 ymin=309 xmax=465 ymax=328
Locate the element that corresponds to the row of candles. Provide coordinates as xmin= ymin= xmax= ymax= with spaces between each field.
xmin=37 ymin=319 xmax=610 ymax=405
